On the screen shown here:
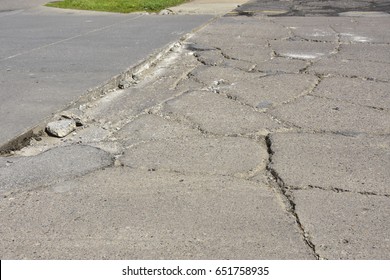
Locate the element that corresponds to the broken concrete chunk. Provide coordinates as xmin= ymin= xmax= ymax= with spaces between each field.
xmin=46 ymin=119 xmax=76 ymax=138
xmin=61 ymin=110 xmax=83 ymax=126
xmin=118 ymin=80 xmax=131 ymax=89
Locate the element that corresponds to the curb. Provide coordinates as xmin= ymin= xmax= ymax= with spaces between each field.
xmin=0 ymin=16 xmax=218 ymax=154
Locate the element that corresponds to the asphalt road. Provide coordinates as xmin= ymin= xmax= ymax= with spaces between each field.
xmin=0 ymin=0 xmax=49 ymax=11
xmin=0 ymin=3 xmax=211 ymax=150
xmin=235 ymin=0 xmax=390 ymax=16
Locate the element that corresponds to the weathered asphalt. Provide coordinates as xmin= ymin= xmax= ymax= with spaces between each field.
xmin=0 ymin=0 xmax=389 ymax=259
xmin=0 ymin=0 xmax=49 ymax=11
xmin=0 ymin=4 xmax=211 ymax=151
xmin=235 ymin=0 xmax=390 ymax=16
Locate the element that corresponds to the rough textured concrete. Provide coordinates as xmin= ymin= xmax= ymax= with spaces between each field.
xmin=270 ymin=95 xmax=390 ymax=134
xmin=121 ymin=136 xmax=267 ymax=177
xmin=338 ymin=43 xmax=390 ymax=63
xmin=311 ymin=77 xmax=390 ymax=110
xmin=0 ymin=145 xmax=113 ymax=194
xmin=309 ymin=58 xmax=390 ymax=82
xmin=115 ymin=114 xmax=201 ymax=147
xmin=293 ymin=188 xmax=390 ymax=259
xmin=268 ymin=133 xmax=390 ymax=195
xmin=190 ymin=66 xmax=319 ymax=108
xmin=0 ymin=168 xmax=314 ymax=259
xmin=1 ymin=0 xmax=390 ymax=260
xmin=270 ymin=40 xmax=337 ymax=60
xmin=159 ymin=90 xmax=281 ymax=135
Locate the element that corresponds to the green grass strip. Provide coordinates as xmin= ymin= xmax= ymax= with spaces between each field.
xmin=46 ymin=0 xmax=188 ymax=13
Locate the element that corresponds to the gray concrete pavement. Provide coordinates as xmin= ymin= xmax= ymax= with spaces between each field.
xmin=1 ymin=1 xmax=390 ymax=259
xmin=0 ymin=5 xmax=211 ymax=151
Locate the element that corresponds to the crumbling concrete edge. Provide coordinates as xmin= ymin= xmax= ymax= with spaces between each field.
xmin=0 ymin=16 xmax=218 ymax=155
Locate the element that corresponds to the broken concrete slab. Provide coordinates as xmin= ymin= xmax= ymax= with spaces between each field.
xmin=337 ymin=43 xmax=390 ymax=64
xmin=114 ymin=114 xmax=201 ymax=146
xmin=190 ymin=35 xmax=272 ymax=65
xmin=1 ymin=1 xmax=389 ymax=261
xmin=270 ymin=95 xmax=390 ymax=134
xmin=268 ymin=132 xmax=390 ymax=195
xmin=253 ymin=57 xmax=309 ymax=74
xmin=309 ymin=58 xmax=390 ymax=82
xmin=333 ymin=17 xmax=390 ymax=44
xmin=191 ymin=66 xmax=319 ymax=108
xmin=0 ymin=145 xmax=113 ymax=194
xmin=290 ymin=26 xmax=337 ymax=42
xmin=270 ymin=40 xmax=337 ymax=60
xmin=193 ymin=49 xmax=257 ymax=71
xmin=0 ymin=168 xmax=315 ymax=259
xmin=84 ymin=45 xmax=200 ymax=129
xmin=194 ymin=49 xmax=227 ymax=66
xmin=121 ymin=136 xmax=267 ymax=177
xmin=159 ymin=90 xmax=281 ymax=135
xmin=311 ymin=77 xmax=390 ymax=110
xmin=221 ymin=45 xmax=273 ymax=65
xmin=293 ymin=188 xmax=390 ymax=259
xmin=46 ymin=119 xmax=76 ymax=138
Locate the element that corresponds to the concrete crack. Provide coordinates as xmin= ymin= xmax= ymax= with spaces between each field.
xmin=305 ymin=184 xmax=390 ymax=198
xmin=307 ymin=92 xmax=389 ymax=113
xmin=265 ymin=134 xmax=321 ymax=260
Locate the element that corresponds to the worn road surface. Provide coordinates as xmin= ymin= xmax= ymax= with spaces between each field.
xmin=0 ymin=2 xmax=211 ymax=151
xmin=0 ymin=0 xmax=389 ymax=259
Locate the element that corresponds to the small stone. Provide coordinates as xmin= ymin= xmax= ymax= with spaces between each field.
xmin=213 ymin=79 xmax=227 ymax=86
xmin=118 ymin=80 xmax=130 ymax=89
xmin=61 ymin=110 xmax=84 ymax=127
xmin=79 ymin=104 xmax=87 ymax=111
xmin=46 ymin=119 xmax=76 ymax=138
xmin=159 ymin=9 xmax=173 ymax=15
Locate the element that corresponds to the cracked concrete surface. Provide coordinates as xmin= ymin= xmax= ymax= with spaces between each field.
xmin=1 ymin=6 xmax=390 ymax=260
